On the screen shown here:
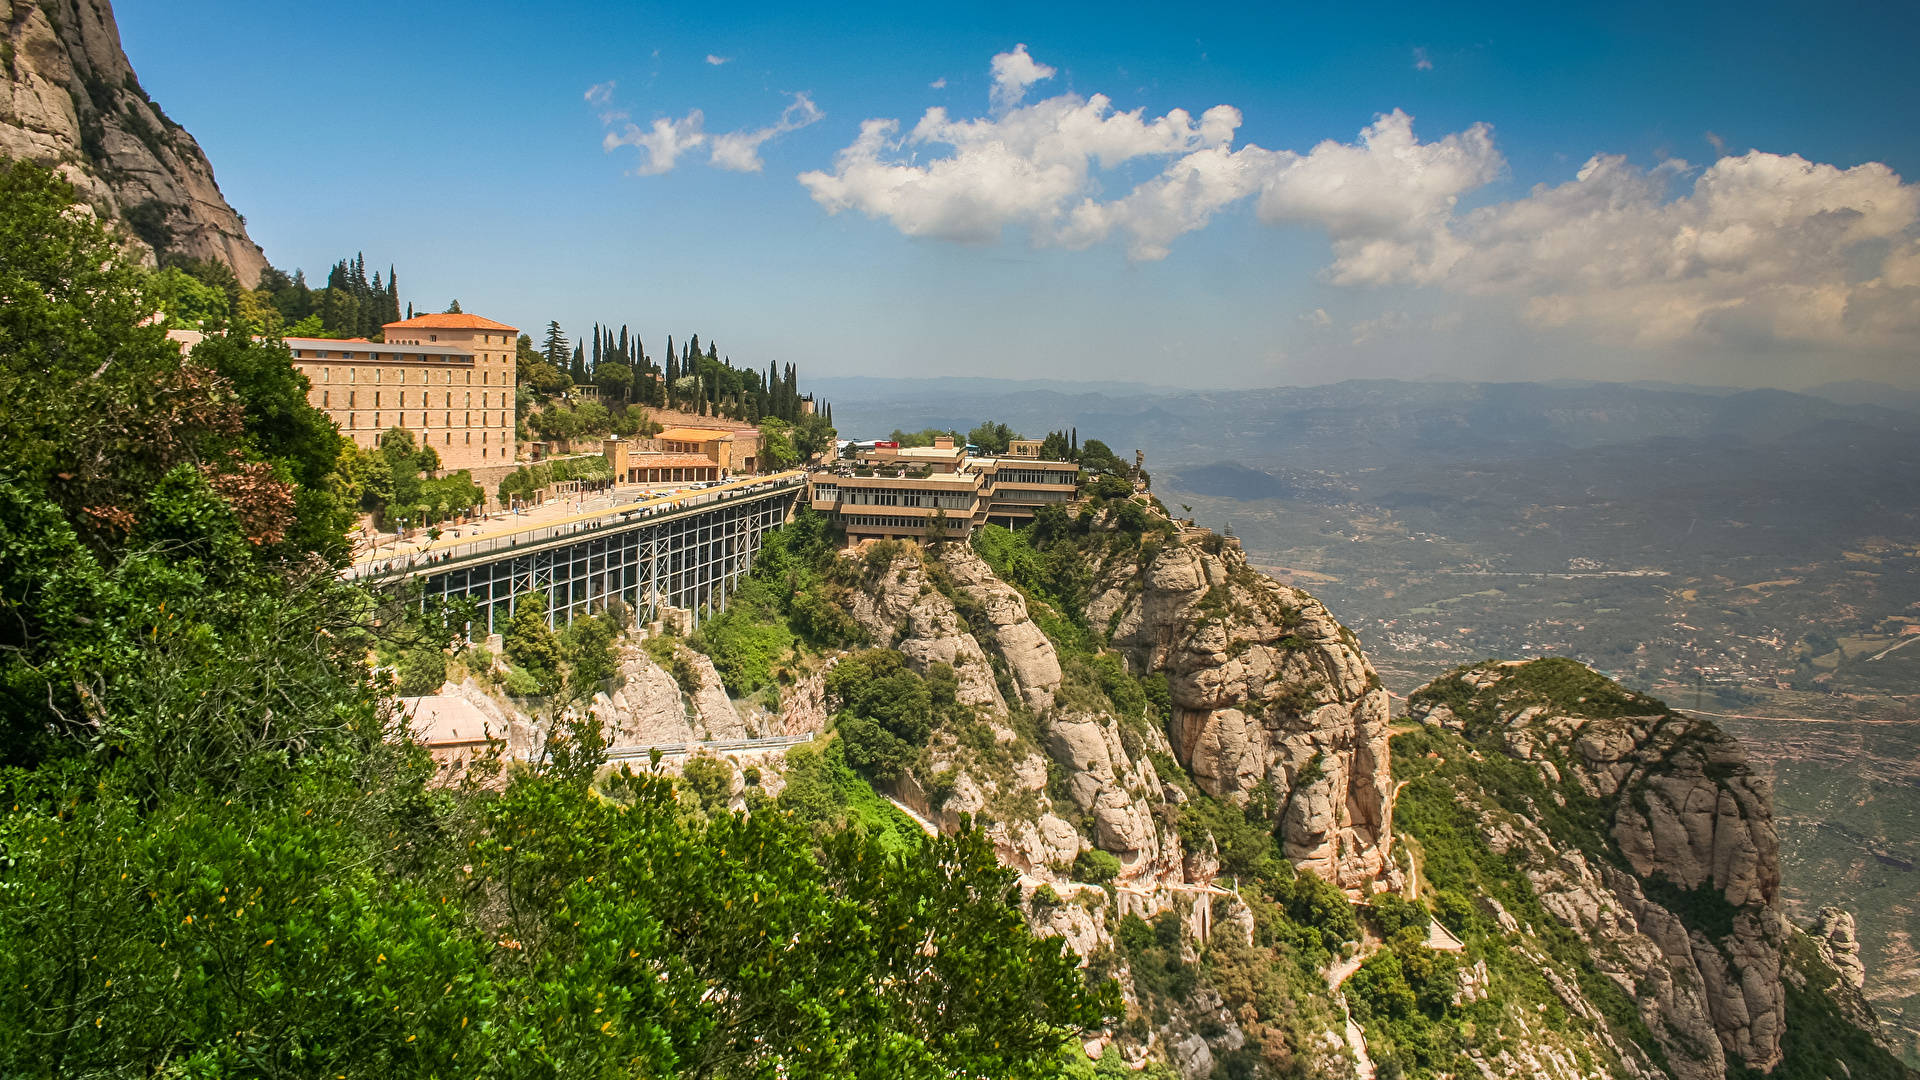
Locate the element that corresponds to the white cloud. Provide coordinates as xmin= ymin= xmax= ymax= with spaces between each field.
xmin=1406 ymin=150 xmax=1920 ymax=350
xmin=930 ymin=77 xmax=947 ymax=90
xmin=800 ymin=45 xmax=1251 ymax=248
xmin=706 ymin=54 xmax=731 ymax=66
xmin=1253 ymin=109 xmax=1502 ymax=285
xmin=603 ymin=111 xmax=708 ymax=176
xmin=592 ymin=86 xmax=821 ymax=176
xmin=794 ymin=47 xmax=1920 ymax=355
xmin=990 ymin=43 xmax=1056 ymax=113
xmin=1413 ymin=47 xmax=1433 ymax=71
xmin=709 ymin=93 xmax=824 ymax=172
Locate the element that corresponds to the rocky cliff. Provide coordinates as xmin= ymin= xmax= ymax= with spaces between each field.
xmin=1393 ymin=658 xmax=1911 ymax=1080
xmin=2 ymin=0 xmax=266 ymax=282
xmin=451 ymin=496 xmax=1911 ymax=1079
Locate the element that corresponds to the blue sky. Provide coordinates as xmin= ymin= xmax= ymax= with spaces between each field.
xmin=117 ymin=0 xmax=1920 ymax=389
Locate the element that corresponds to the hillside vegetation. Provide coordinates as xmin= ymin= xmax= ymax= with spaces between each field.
xmin=0 ymin=157 xmax=1112 ymax=1078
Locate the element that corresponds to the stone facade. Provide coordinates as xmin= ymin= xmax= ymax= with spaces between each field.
xmin=291 ymin=313 xmax=518 ymax=473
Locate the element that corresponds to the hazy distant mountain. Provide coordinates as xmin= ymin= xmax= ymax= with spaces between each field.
xmin=1802 ymin=379 xmax=1920 ymax=414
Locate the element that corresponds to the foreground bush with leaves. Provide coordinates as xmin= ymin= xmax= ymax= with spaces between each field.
xmin=0 ymin=156 xmax=1114 ymax=1077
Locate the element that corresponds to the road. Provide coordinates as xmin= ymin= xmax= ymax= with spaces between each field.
xmin=348 ymin=469 xmax=806 ymax=579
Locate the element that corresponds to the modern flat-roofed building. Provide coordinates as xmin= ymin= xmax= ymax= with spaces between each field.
xmin=807 ymin=438 xmax=1079 ymax=543
xmin=287 ymin=312 xmax=519 ymax=473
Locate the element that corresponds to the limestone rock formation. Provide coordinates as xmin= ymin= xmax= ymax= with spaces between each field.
xmin=845 ymin=549 xmax=1006 ymax=709
xmin=594 ymin=643 xmax=693 ymax=748
xmin=680 ymin=647 xmax=749 ymax=739
xmin=2 ymin=0 xmax=267 ymax=282
xmin=1812 ymin=907 xmax=1867 ymax=992
xmin=1407 ymin=660 xmax=1787 ymax=1079
xmin=1085 ymin=529 xmax=1394 ymax=889
xmin=939 ymin=544 xmax=1062 ymax=710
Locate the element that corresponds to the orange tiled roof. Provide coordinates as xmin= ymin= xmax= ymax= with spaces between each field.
xmin=384 ymin=313 xmax=518 ymax=332
xmin=654 ymin=427 xmax=735 ymax=442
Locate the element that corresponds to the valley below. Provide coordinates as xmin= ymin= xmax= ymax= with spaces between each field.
xmin=823 ymin=373 xmax=1920 ymax=1063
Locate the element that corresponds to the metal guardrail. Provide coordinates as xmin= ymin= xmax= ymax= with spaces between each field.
xmin=603 ymin=732 xmax=815 ymax=760
xmin=348 ymin=473 xmax=806 ymax=582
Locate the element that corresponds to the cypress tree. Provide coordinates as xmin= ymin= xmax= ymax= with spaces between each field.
xmin=665 ymin=336 xmax=678 ymax=409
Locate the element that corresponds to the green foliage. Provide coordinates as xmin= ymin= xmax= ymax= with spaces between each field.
xmin=777 ymin=739 xmax=927 ymax=855
xmin=0 ymin=157 xmax=1111 ymax=1073
xmin=967 ymin=421 xmax=1021 ymax=454
xmin=556 ymin=605 xmax=623 ymax=697
xmin=1408 ymin=658 xmax=1664 ymax=736
xmin=1344 ymin=932 xmax=1467 ymax=1076
xmin=1116 ymin=911 xmax=1195 ymax=1023
xmin=691 ymin=578 xmax=797 ymax=693
xmin=888 ymin=427 xmax=959 ymax=448
xmin=759 ymin=416 xmax=802 ymax=468
xmin=678 ymin=753 xmax=735 ymax=817
xmin=1073 ymin=848 xmax=1122 ymax=884
xmin=643 ymin=632 xmax=700 ymax=690
xmin=149 ymin=263 xmax=230 ymax=328
xmin=353 ymin=427 xmax=479 ymax=529
xmin=792 ymin=412 xmax=838 ymax=460
xmin=502 ymin=591 xmax=563 ymax=694
xmin=1369 ymin=892 xmax=1432 ymax=938
xmin=393 ymin=642 xmax=448 ymax=695
xmin=828 ymin=649 xmax=933 ymax=781
xmin=1078 ymin=439 xmax=1128 ymax=477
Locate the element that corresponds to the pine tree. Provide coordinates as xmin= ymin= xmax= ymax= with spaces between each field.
xmin=543 ymin=322 xmax=569 ymax=369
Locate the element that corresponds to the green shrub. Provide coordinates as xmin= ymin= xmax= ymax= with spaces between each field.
xmin=393 ymin=646 xmax=447 ymax=696
xmin=679 ymin=755 xmax=734 ymax=817
xmin=1073 ymin=848 xmax=1121 ymax=884
xmin=1369 ymin=892 xmax=1431 ymax=938
xmin=826 ymin=650 xmax=932 ymax=782
xmin=501 ymin=665 xmax=540 ymax=697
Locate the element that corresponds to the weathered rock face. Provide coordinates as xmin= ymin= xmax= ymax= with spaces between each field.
xmin=1812 ymin=907 xmax=1867 ymax=992
xmin=2 ymin=0 xmax=267 ymax=282
xmin=1086 ymin=532 xmax=1394 ymax=890
xmin=939 ymin=544 xmax=1062 ymax=711
xmin=835 ymin=522 xmax=1397 ymax=904
xmin=846 ymin=550 xmax=1006 ymax=710
xmin=1407 ymin=660 xmax=1788 ymax=1079
xmin=1046 ymin=710 xmax=1166 ymax=871
xmin=594 ymin=643 xmax=693 ymax=747
xmin=680 ymin=647 xmax=749 ymax=740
